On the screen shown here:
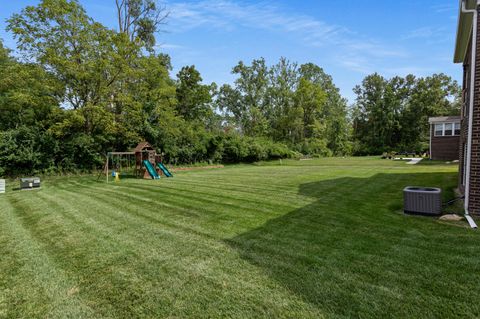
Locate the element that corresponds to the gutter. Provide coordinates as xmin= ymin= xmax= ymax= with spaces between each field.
xmin=462 ymin=0 xmax=479 ymax=229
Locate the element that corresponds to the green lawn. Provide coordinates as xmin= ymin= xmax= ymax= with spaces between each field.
xmin=1 ymin=157 xmax=479 ymax=318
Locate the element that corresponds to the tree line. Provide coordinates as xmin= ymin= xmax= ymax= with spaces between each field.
xmin=0 ymin=0 xmax=461 ymax=176
xmin=352 ymin=73 xmax=461 ymax=155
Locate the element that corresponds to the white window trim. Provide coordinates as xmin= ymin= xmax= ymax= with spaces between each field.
xmin=433 ymin=122 xmax=460 ymax=137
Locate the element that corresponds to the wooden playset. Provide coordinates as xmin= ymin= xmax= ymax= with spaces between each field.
xmin=103 ymin=142 xmax=172 ymax=182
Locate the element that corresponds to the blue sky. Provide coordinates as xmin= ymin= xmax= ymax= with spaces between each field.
xmin=0 ymin=0 xmax=461 ymax=102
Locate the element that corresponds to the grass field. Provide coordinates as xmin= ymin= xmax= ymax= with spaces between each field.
xmin=1 ymin=157 xmax=479 ymax=318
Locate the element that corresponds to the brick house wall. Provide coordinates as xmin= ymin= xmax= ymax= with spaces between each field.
xmin=468 ymin=8 xmax=480 ymax=214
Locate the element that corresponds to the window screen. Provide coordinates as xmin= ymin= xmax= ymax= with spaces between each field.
xmin=454 ymin=123 xmax=461 ymax=136
xmin=434 ymin=124 xmax=443 ymax=136
xmin=444 ymin=123 xmax=453 ymax=136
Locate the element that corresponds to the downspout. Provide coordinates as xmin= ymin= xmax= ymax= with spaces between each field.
xmin=462 ymin=0 xmax=479 ymax=229
xmin=428 ymin=123 xmax=435 ymax=160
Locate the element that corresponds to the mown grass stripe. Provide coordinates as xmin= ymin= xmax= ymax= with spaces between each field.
xmin=0 ymin=195 xmax=96 ymax=318
xmin=35 ymin=180 xmax=312 ymax=318
xmin=15 ymin=187 xmax=220 ymax=317
xmin=57 ymin=184 xmax=222 ymax=242
xmin=64 ymin=180 xmax=291 ymax=227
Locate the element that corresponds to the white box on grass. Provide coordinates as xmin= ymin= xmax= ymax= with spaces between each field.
xmin=0 ymin=179 xmax=5 ymax=194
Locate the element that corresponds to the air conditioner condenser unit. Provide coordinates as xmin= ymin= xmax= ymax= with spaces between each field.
xmin=404 ymin=186 xmax=441 ymax=216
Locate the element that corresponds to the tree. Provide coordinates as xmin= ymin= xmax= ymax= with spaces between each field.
xmin=218 ymin=58 xmax=271 ymax=136
xmin=299 ymin=63 xmax=350 ymax=154
xmin=217 ymin=57 xmax=351 ymax=155
xmin=216 ymin=83 xmax=245 ymax=128
xmin=352 ymin=73 xmax=390 ymax=154
xmin=115 ymin=0 xmax=169 ymax=52
xmin=7 ymin=0 xmax=140 ymax=111
xmin=0 ymin=40 xmax=63 ymax=131
xmin=400 ymin=74 xmax=460 ymax=150
xmin=294 ymin=78 xmax=326 ymax=140
xmin=267 ymin=58 xmax=298 ymax=141
xmin=175 ymin=65 xmax=215 ymax=122
xmin=130 ymin=54 xmax=178 ymax=150
xmin=0 ymin=41 xmax=11 ymax=64
xmin=352 ymin=73 xmax=461 ymax=154
xmin=3 ymin=0 xmax=358 ymax=174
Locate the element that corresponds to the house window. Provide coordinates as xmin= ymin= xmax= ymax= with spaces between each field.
xmin=434 ymin=122 xmax=460 ymax=136
xmin=445 ymin=123 xmax=453 ymax=136
xmin=454 ymin=123 xmax=461 ymax=135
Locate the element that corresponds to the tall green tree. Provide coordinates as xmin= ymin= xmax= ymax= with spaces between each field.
xmin=217 ymin=57 xmax=351 ymax=155
xmin=299 ymin=63 xmax=350 ymax=154
xmin=218 ymin=58 xmax=271 ymax=136
xmin=7 ymin=0 xmax=140 ymax=112
xmin=0 ymin=41 xmax=11 ymax=64
xmin=352 ymin=73 xmax=391 ymax=154
xmin=399 ymin=74 xmax=461 ymax=149
xmin=294 ymin=78 xmax=327 ymax=141
xmin=0 ymin=40 xmax=63 ymax=131
xmin=352 ymin=73 xmax=461 ymax=154
xmin=267 ymin=58 xmax=298 ymax=141
xmin=175 ymin=65 xmax=215 ymax=123
xmin=115 ymin=0 xmax=169 ymax=52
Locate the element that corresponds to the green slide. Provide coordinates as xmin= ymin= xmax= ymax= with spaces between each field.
xmin=143 ymin=160 xmax=160 ymax=179
xmin=157 ymin=163 xmax=173 ymax=177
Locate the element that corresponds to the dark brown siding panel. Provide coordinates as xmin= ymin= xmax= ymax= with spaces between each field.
xmin=431 ymin=136 xmax=460 ymax=160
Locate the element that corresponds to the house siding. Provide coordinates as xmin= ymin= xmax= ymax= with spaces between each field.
xmin=460 ymin=8 xmax=480 ymax=215
xmin=430 ymin=135 xmax=460 ymax=160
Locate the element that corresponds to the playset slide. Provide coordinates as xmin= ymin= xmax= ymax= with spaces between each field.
xmin=157 ymin=163 xmax=173 ymax=177
xmin=143 ymin=160 xmax=160 ymax=179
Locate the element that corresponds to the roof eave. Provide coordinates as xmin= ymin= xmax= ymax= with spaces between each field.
xmin=428 ymin=116 xmax=461 ymax=124
xmin=454 ymin=0 xmax=475 ymax=63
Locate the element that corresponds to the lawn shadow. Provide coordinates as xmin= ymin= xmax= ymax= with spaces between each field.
xmin=225 ymin=171 xmax=478 ymax=317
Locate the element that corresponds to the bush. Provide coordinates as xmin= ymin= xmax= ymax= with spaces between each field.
xmin=0 ymin=125 xmax=325 ymax=176
xmin=293 ymin=138 xmax=332 ymax=157
xmin=222 ymin=134 xmax=250 ymax=163
xmin=220 ymin=134 xmax=292 ymax=163
xmin=0 ymin=126 xmax=58 ymax=176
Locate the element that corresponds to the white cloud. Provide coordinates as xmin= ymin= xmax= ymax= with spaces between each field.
xmin=403 ymin=26 xmax=447 ymax=40
xmin=339 ymin=55 xmax=374 ymax=75
xmin=342 ymin=42 xmax=408 ymax=58
xmin=431 ymin=4 xmax=456 ymax=14
xmin=167 ymin=1 xmax=354 ymax=46
xmin=167 ymin=1 xmax=234 ymax=31
xmin=164 ymin=0 xmax=420 ymax=75
xmin=155 ymin=43 xmax=185 ymax=50
xmin=383 ymin=66 xmax=434 ymax=77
